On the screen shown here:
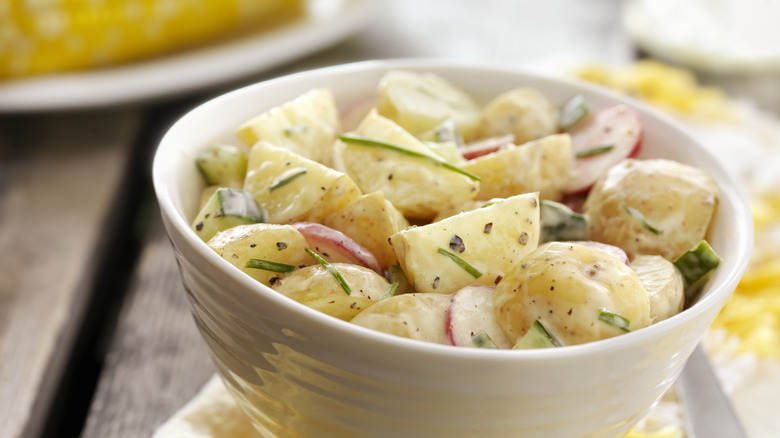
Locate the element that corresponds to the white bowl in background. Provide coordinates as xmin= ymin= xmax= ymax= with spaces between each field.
xmin=153 ymin=59 xmax=753 ymax=438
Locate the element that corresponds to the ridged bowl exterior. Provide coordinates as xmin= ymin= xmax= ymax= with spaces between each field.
xmin=154 ymin=59 xmax=753 ymax=438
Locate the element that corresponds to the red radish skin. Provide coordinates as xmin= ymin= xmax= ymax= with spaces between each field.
xmin=340 ymin=98 xmax=376 ymax=132
xmin=445 ymin=285 xmax=512 ymax=348
xmin=461 ymin=134 xmax=515 ymax=160
xmin=564 ymin=104 xmax=643 ymax=196
xmin=291 ymin=222 xmax=383 ymax=275
xmin=562 ymin=241 xmax=630 ymax=265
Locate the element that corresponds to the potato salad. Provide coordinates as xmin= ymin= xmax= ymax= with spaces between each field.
xmin=190 ymin=70 xmax=722 ymax=350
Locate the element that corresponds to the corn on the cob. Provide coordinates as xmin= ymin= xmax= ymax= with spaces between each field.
xmin=0 ymin=0 xmax=304 ymax=79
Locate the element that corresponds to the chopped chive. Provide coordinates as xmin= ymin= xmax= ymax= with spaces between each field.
xmin=673 ymin=240 xmax=721 ymax=288
xmin=598 ymin=308 xmax=631 ymax=332
xmin=471 ymin=330 xmax=498 ymax=348
xmin=283 ymin=124 xmax=307 ymax=137
xmin=513 ymin=319 xmax=561 ymax=349
xmin=437 ymin=248 xmax=482 ymax=278
xmin=338 ymin=134 xmax=482 ymax=181
xmin=382 ymin=281 xmax=399 ymax=300
xmin=245 ymin=258 xmax=295 ymax=273
xmin=270 ymin=169 xmax=307 ymax=191
xmin=576 ymin=144 xmax=614 ymax=158
xmin=622 ymin=203 xmax=662 ymax=235
xmin=305 ymin=248 xmax=352 ymax=295
xmin=560 ymin=94 xmax=590 ymax=130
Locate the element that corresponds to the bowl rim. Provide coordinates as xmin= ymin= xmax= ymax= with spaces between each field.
xmin=152 ymin=57 xmax=754 ymax=362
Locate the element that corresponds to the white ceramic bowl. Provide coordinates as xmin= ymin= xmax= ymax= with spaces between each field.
xmin=153 ymin=59 xmax=753 ymax=438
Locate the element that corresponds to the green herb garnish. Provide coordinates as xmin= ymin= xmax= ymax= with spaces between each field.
xmin=576 ymin=144 xmax=614 ymax=158
xmin=338 ymin=134 xmax=482 ymax=182
xmin=598 ymin=308 xmax=631 ymax=332
xmin=269 ymin=169 xmax=307 ymax=191
xmin=245 ymin=258 xmax=295 ymax=273
xmin=513 ymin=319 xmax=561 ymax=349
xmin=305 ymin=248 xmax=351 ymax=295
xmin=622 ymin=203 xmax=662 ymax=235
xmin=436 ymin=248 xmax=482 ymax=278
xmin=382 ymin=281 xmax=399 ymax=300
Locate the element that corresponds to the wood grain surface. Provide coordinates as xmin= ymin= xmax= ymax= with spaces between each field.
xmin=0 ymin=110 xmax=141 ymax=438
xmin=80 ymin=214 xmax=214 ymax=438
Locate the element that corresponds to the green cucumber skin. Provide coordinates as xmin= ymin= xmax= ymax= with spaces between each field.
xmin=196 ymin=144 xmax=248 ymax=187
xmin=513 ymin=320 xmax=560 ymax=349
xmin=191 ymin=188 xmax=264 ymax=242
xmin=540 ymin=200 xmax=587 ymax=243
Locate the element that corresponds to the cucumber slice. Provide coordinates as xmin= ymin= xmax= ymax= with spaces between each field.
xmin=513 ymin=320 xmax=561 ymax=349
xmin=191 ymin=188 xmax=264 ymax=242
xmin=540 ymin=200 xmax=587 ymax=242
xmin=673 ymin=240 xmax=721 ymax=298
xmin=471 ymin=330 xmax=499 ymax=349
xmin=195 ymin=144 xmax=248 ymax=187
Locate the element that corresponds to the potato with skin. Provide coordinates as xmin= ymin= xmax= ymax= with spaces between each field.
xmin=583 ymin=159 xmax=718 ymax=260
xmin=244 ymin=141 xmax=362 ymax=224
xmin=473 ymin=88 xmax=559 ymax=144
xmin=391 ymin=192 xmax=540 ymax=295
xmin=631 ymin=255 xmax=685 ymax=323
xmin=493 ymin=242 xmax=651 ymax=346
xmin=337 ymin=110 xmax=479 ymax=220
xmin=462 ymin=134 xmax=572 ymax=201
xmin=236 ymin=88 xmax=340 ymax=167
xmin=273 ymin=263 xmax=390 ymax=321
xmin=207 ymin=223 xmax=311 ymax=287
xmin=351 ymin=293 xmax=452 ymax=345
xmin=323 ymin=191 xmax=410 ymax=269
xmin=376 ymin=70 xmax=481 ymax=139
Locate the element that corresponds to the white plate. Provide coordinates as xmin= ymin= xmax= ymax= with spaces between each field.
xmin=623 ymin=0 xmax=780 ymax=75
xmin=0 ymin=0 xmax=377 ymax=113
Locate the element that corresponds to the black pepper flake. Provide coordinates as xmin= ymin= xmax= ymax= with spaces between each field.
xmin=521 ymin=263 xmax=528 ymax=269
xmin=567 ymin=308 xmax=573 ymax=315
xmin=550 ymin=286 xmax=555 ymax=291
xmin=432 ymin=277 xmax=440 ymax=289
xmin=205 ymin=213 xmax=210 ymax=218
xmin=518 ymin=232 xmax=529 ymax=245
xmin=250 ymin=243 xmax=256 ymax=248
xmin=449 ymin=235 xmax=466 ymax=253
xmin=350 ymin=302 xmax=357 ymax=309
xmin=269 ymin=277 xmax=279 ymax=285
xmin=276 ymin=242 xmax=288 ymax=251
xmin=195 ymin=222 xmax=204 ymax=231
xmin=494 ymin=275 xmax=503 ymax=284
xmin=484 ymin=222 xmax=493 ymax=234
xmin=320 ymin=186 xmax=326 ymax=191
xmin=388 ymin=173 xmax=394 ymax=180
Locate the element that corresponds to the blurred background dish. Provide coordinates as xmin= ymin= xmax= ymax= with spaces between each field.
xmin=0 ymin=0 xmax=377 ymax=112
xmin=623 ymin=0 xmax=780 ymax=75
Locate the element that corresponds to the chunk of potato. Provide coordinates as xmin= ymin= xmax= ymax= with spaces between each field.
xmin=337 ymin=110 xmax=479 ymax=219
xmin=462 ymin=134 xmax=571 ymax=201
xmin=493 ymin=242 xmax=651 ymax=346
xmin=390 ymin=192 xmax=540 ymax=295
xmin=631 ymin=255 xmax=684 ymax=322
xmin=473 ymin=88 xmax=559 ymax=144
xmin=272 ymin=263 xmax=390 ymax=321
xmin=376 ymin=70 xmax=481 ymax=139
xmin=583 ymin=159 xmax=718 ymax=260
xmin=323 ymin=191 xmax=410 ymax=269
xmin=351 ymin=293 xmax=452 ymax=345
xmin=244 ymin=141 xmax=361 ymax=224
xmin=236 ymin=88 xmax=340 ymax=167
xmin=207 ymin=223 xmax=311 ymax=287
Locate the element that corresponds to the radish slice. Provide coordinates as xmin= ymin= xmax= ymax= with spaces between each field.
xmin=291 ymin=222 xmax=383 ymax=275
xmin=460 ymin=134 xmax=515 ymax=160
xmin=564 ymin=104 xmax=643 ymax=195
xmin=340 ymin=98 xmax=376 ymax=132
xmin=562 ymin=241 xmax=630 ymax=265
xmin=445 ymin=285 xmax=512 ymax=348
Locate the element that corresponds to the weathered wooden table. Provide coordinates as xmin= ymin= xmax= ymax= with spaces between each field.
xmin=1 ymin=2 xmax=776 ymax=437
